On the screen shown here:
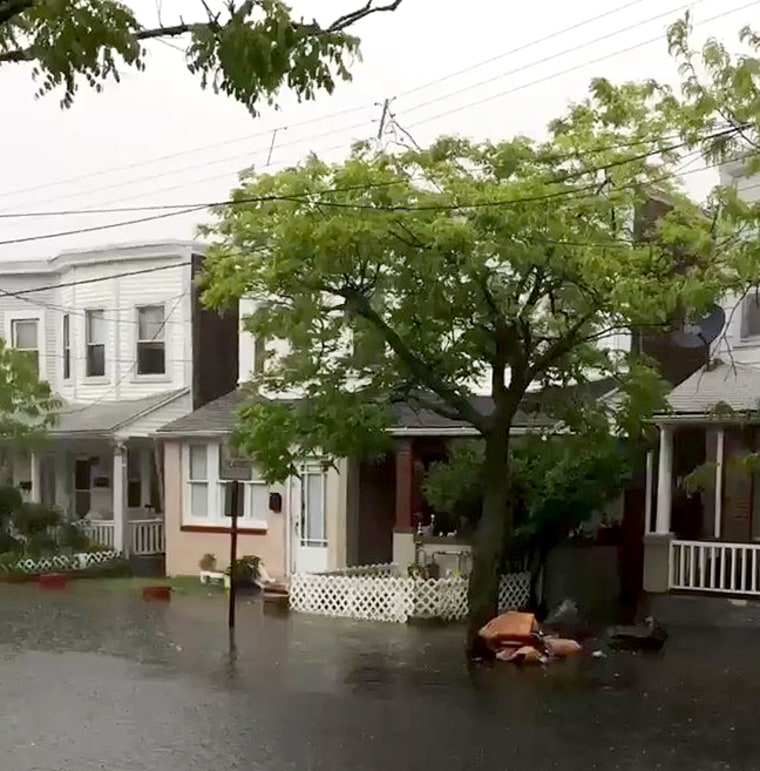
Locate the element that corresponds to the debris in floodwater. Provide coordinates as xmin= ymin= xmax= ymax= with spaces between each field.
xmin=607 ymin=617 xmax=667 ymax=651
xmin=478 ymin=611 xmax=583 ymax=666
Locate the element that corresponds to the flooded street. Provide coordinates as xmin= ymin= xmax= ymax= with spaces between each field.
xmin=0 ymin=584 xmax=757 ymax=770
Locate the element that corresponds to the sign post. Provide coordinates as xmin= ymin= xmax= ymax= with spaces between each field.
xmin=222 ymin=457 xmax=251 ymax=631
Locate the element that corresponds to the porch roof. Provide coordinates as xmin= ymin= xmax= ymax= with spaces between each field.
xmin=156 ymin=379 xmax=617 ymax=439
xmin=50 ymin=389 xmax=188 ymax=437
xmin=659 ymin=361 xmax=760 ymax=420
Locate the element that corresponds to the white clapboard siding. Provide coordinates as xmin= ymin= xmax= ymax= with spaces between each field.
xmin=114 ymin=389 xmax=192 ymax=440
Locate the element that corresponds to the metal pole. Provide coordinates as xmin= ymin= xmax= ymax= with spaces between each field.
xmin=228 ymin=480 xmax=240 ymax=629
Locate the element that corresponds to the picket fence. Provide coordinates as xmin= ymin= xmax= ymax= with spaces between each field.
xmin=289 ymin=564 xmax=531 ymax=624
xmin=0 ymin=550 xmax=121 ymax=575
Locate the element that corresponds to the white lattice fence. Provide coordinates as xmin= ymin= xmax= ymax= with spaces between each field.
xmin=290 ymin=570 xmax=531 ymax=624
xmin=290 ymin=574 xmax=413 ymax=622
xmin=0 ymin=550 xmax=121 ymax=574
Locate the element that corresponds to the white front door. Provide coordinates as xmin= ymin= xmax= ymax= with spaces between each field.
xmin=291 ymin=464 xmax=329 ymax=574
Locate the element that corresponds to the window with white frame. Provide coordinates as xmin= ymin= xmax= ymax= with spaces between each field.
xmin=742 ymin=295 xmax=760 ymax=339
xmin=85 ymin=309 xmax=106 ymax=377
xmin=183 ymin=442 xmax=270 ymax=528
xmin=136 ymin=304 xmax=166 ymax=375
xmin=11 ymin=318 xmax=39 ymax=377
xmin=188 ymin=445 xmax=209 ymax=518
xmin=62 ymin=314 xmax=71 ymax=380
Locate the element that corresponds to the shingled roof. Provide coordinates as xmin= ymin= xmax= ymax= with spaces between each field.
xmin=156 ymin=379 xmax=617 ymax=438
xmin=664 ymin=361 xmax=760 ymax=417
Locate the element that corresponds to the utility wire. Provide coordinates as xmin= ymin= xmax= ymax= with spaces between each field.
xmin=405 ymin=0 xmax=759 ymax=129
xmin=396 ymin=0 xmax=652 ymax=99
xmin=0 ymin=0 xmax=705 ymax=211
xmin=0 ymin=125 xmax=740 ymax=246
xmin=401 ymin=0 xmax=706 ymax=117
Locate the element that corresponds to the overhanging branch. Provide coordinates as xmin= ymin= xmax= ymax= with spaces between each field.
xmin=0 ymin=0 xmax=405 ymax=64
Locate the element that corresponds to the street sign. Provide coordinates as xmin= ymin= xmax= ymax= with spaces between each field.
xmin=220 ymin=457 xmax=252 ymax=481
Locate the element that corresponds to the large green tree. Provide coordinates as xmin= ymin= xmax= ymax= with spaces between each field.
xmin=200 ymin=78 xmax=752 ymax=655
xmin=0 ymin=0 xmax=404 ymax=110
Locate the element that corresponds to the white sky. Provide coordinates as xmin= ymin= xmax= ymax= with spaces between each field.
xmin=0 ymin=0 xmax=754 ymax=260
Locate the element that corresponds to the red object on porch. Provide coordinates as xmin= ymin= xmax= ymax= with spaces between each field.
xmin=142 ymin=585 xmax=172 ymax=601
xmin=39 ymin=573 xmax=67 ymax=590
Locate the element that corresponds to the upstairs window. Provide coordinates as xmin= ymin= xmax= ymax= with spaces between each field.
xmin=12 ymin=319 xmax=39 ymax=377
xmin=62 ymin=314 xmax=70 ymax=380
xmin=85 ymin=309 xmax=106 ymax=377
xmin=136 ymin=305 xmax=165 ymax=375
xmin=742 ymin=295 xmax=760 ymax=340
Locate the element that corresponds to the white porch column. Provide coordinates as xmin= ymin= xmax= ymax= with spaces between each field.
xmin=714 ymin=429 xmax=725 ymax=539
xmin=54 ymin=452 xmax=68 ymax=515
xmin=113 ymin=443 xmax=129 ymax=555
xmin=29 ymin=452 xmax=40 ymax=504
xmin=655 ymin=425 xmax=673 ymax=535
xmin=644 ymin=450 xmax=654 ymax=535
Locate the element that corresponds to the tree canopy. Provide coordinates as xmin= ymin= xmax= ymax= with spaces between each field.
xmin=0 ymin=0 xmax=404 ymax=110
xmin=200 ymin=75 xmax=754 ymax=650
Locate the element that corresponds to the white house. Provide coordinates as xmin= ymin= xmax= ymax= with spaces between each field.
xmin=0 ymin=240 xmax=239 ymax=557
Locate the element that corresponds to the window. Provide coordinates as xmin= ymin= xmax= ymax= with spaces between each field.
xmin=85 ymin=309 xmax=106 ymax=377
xmin=188 ymin=445 xmax=209 ymax=518
xmin=301 ymin=469 xmax=326 ymax=546
xmin=742 ymin=295 xmax=760 ymax=339
xmin=11 ymin=319 xmax=39 ymax=376
xmin=136 ymin=305 xmax=166 ymax=375
xmin=62 ymin=314 xmax=70 ymax=380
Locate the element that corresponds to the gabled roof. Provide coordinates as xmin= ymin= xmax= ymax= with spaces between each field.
xmin=51 ymin=389 xmax=189 ymax=436
xmin=156 ymin=379 xmax=617 ymax=438
xmin=662 ymin=361 xmax=760 ymax=418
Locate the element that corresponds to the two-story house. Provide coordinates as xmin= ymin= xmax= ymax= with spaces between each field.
xmin=642 ymin=159 xmax=760 ymax=613
xmin=0 ymin=240 xmax=238 ymax=557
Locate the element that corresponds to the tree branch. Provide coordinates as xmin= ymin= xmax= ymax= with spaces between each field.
xmin=0 ymin=0 xmax=35 ymax=26
xmin=340 ymin=287 xmax=488 ymax=433
xmin=0 ymin=0 xmax=405 ymax=64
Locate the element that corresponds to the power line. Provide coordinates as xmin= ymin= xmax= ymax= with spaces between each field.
xmin=396 ymin=0 xmax=652 ymax=99
xmin=1 ymin=261 xmax=193 ymax=298
xmin=401 ymin=0 xmax=705 ymax=117
xmin=405 ymin=0 xmax=759 ymax=129
xmin=0 ymin=124 xmax=739 ymax=246
xmin=0 ymin=124 xmax=735 ymax=220
xmin=0 ymin=105 xmax=377 ymax=205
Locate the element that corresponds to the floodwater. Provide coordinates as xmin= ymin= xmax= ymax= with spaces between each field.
xmin=0 ymin=584 xmax=756 ymax=770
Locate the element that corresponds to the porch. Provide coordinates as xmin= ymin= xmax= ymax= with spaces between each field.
xmin=645 ymin=362 xmax=760 ymax=598
xmin=0 ymin=392 xmax=190 ymax=558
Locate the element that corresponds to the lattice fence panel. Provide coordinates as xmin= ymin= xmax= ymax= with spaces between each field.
xmin=290 ymin=569 xmax=532 ymax=624
xmin=498 ymin=572 xmax=531 ymax=612
xmin=290 ymin=574 xmax=413 ymax=623
xmin=0 ymin=550 xmax=121 ymax=574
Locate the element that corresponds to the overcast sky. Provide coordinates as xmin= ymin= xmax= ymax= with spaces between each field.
xmin=0 ymin=0 xmax=754 ymax=260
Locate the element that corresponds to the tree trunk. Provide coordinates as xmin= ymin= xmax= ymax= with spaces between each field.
xmin=466 ymin=428 xmax=512 ymax=659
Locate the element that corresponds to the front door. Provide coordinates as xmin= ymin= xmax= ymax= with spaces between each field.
xmin=292 ymin=464 xmax=329 ymax=574
xmin=74 ymin=458 xmax=91 ymax=517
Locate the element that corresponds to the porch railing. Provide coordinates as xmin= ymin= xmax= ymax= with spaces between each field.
xmin=78 ymin=519 xmax=164 ymax=556
xmin=670 ymin=539 xmax=760 ymax=595
xmin=130 ymin=519 xmax=164 ymax=556
xmin=79 ymin=520 xmax=115 ymax=550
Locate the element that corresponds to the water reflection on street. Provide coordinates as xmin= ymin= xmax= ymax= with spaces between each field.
xmin=0 ymin=584 xmax=753 ymax=770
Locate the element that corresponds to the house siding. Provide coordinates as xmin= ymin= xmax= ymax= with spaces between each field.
xmin=113 ymin=391 xmax=192 ymax=440
xmin=162 ymin=441 xmax=287 ymax=576
xmin=0 ymin=272 xmax=58 ymax=384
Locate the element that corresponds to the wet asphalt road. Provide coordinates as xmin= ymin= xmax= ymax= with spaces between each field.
xmin=0 ymin=585 xmax=757 ymax=771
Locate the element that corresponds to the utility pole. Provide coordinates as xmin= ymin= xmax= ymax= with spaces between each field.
xmin=266 ymin=126 xmax=285 ymax=167
xmin=377 ymin=98 xmax=392 ymax=140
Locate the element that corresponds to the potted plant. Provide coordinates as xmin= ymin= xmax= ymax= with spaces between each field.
xmin=224 ymin=555 xmax=261 ymax=593
xmin=199 ymin=553 xmax=217 ymax=571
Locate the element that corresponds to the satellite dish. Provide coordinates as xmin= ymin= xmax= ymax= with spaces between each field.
xmin=670 ymin=304 xmax=726 ymax=349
